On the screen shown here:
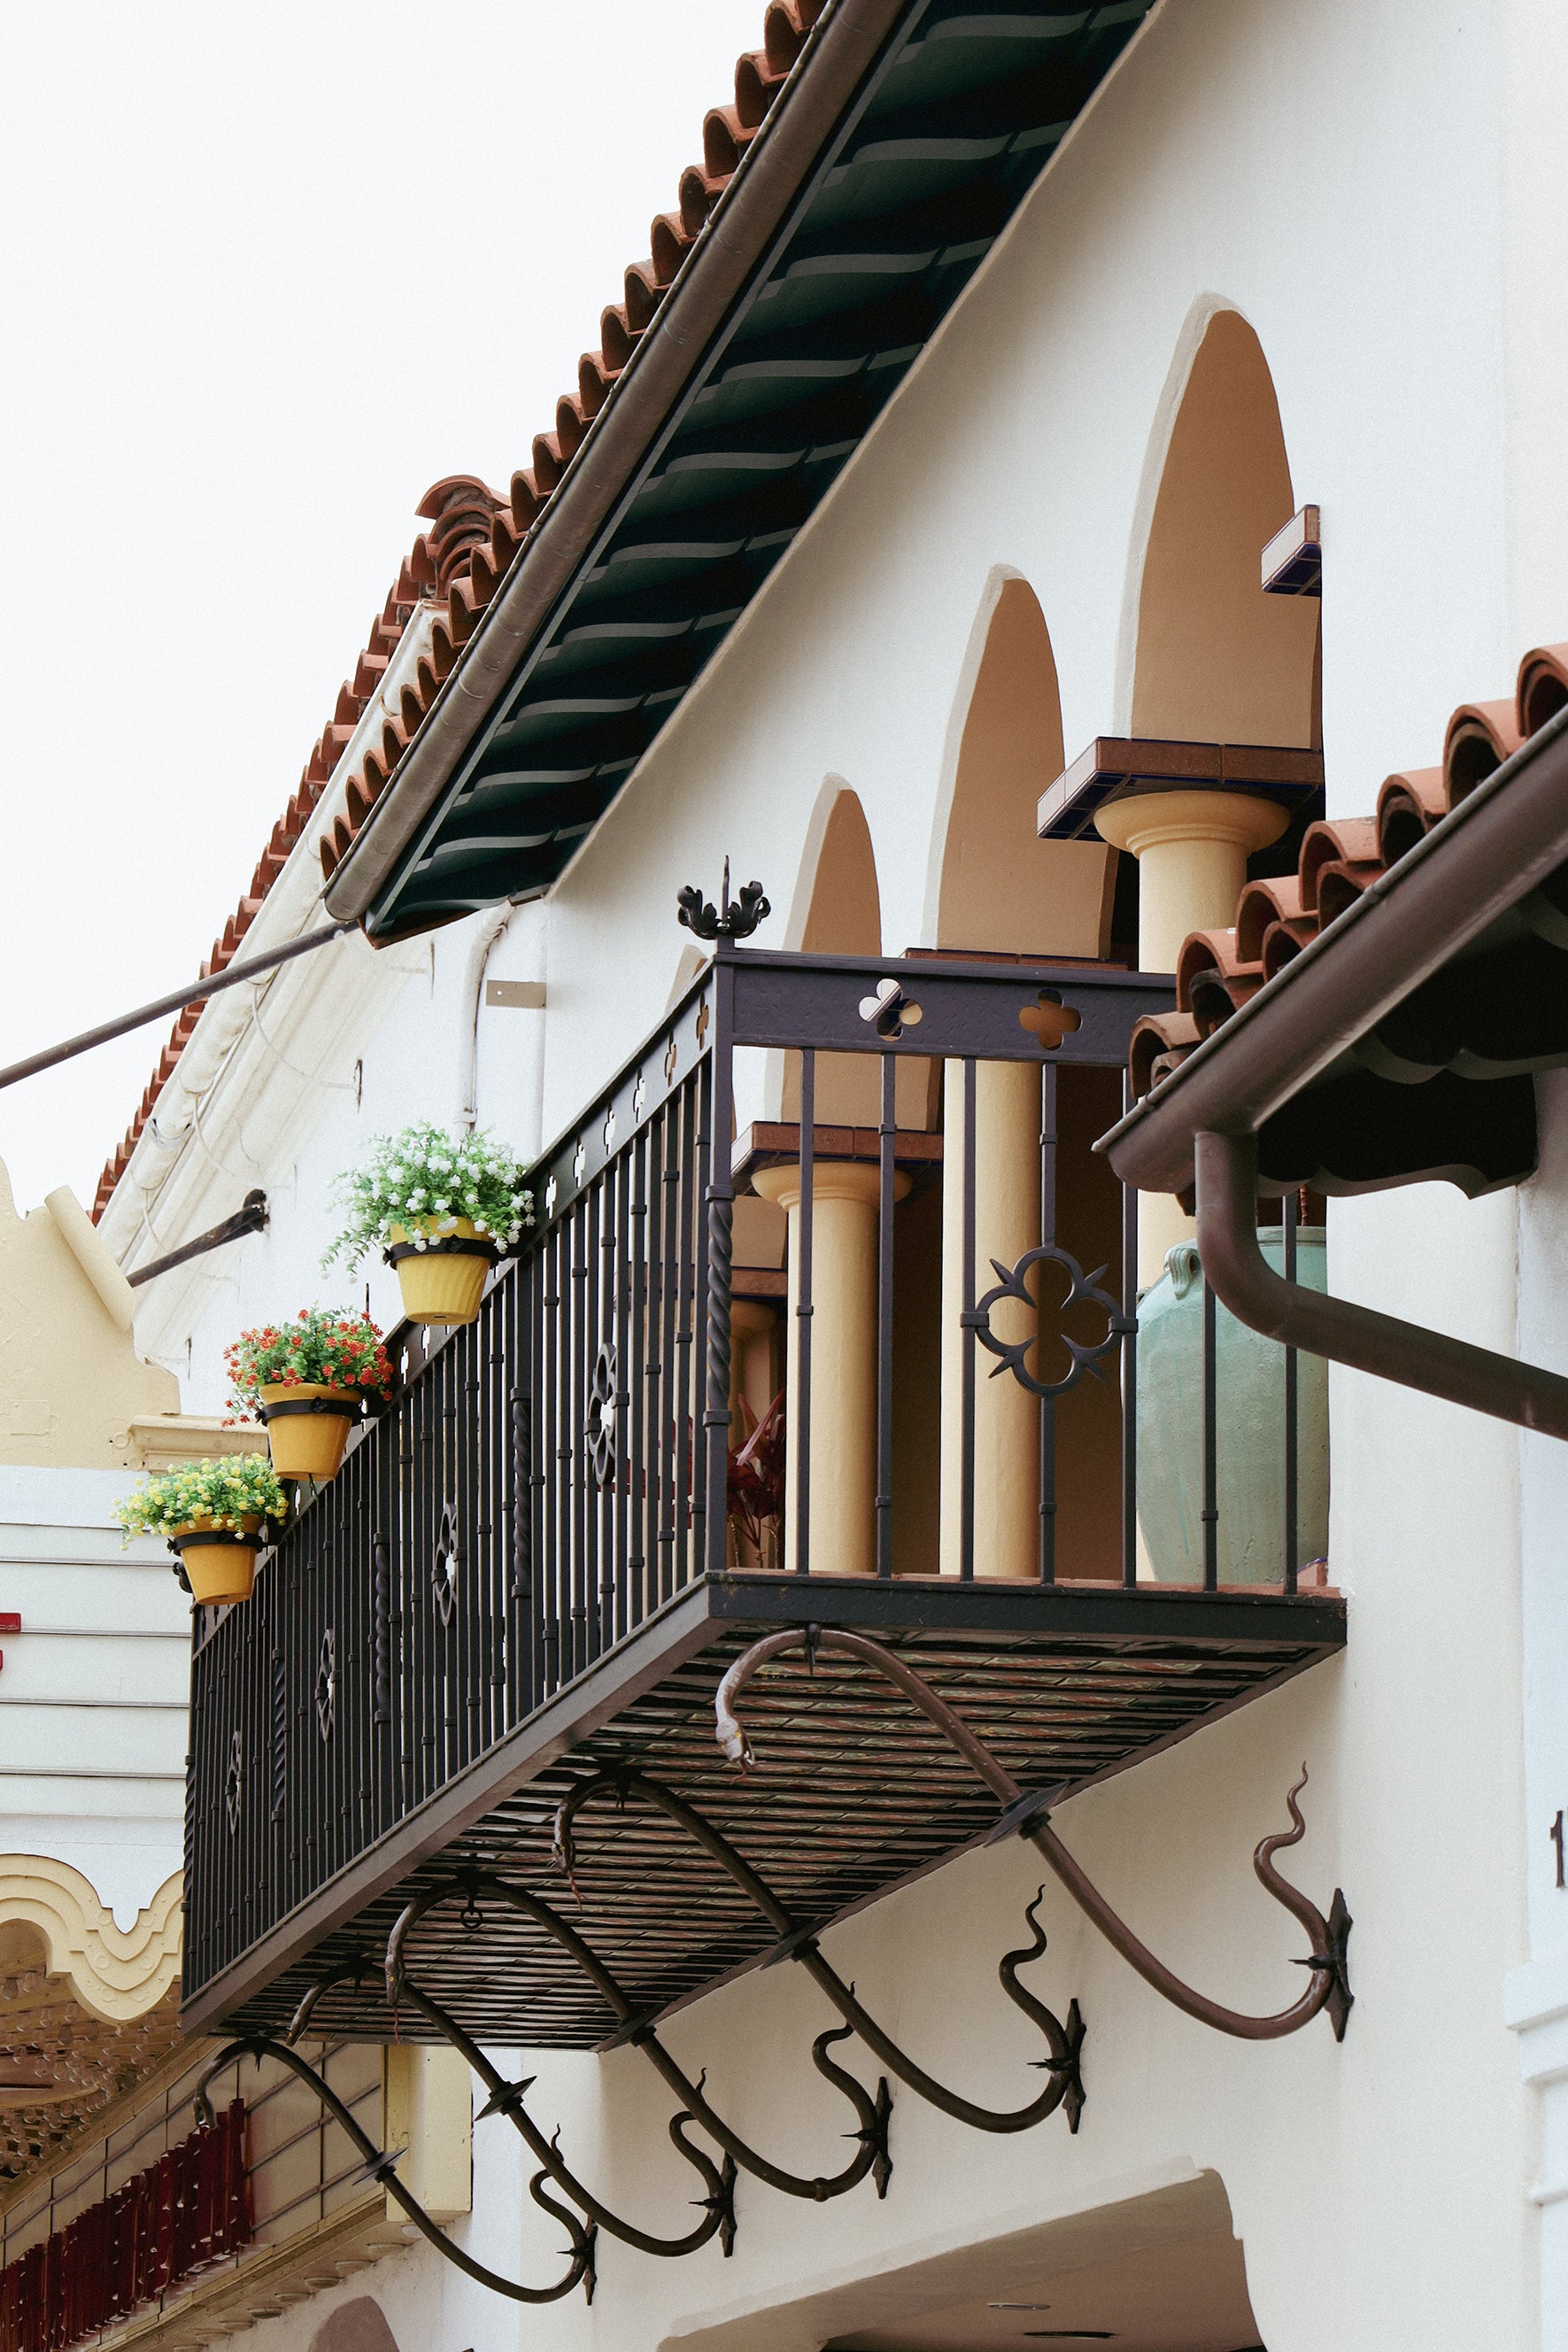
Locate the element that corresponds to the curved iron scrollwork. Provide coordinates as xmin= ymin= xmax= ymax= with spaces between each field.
xmin=314 ymin=1629 xmax=336 ymax=1743
xmin=715 ymin=1627 xmax=1353 ymax=2045
xmin=969 ymin=1245 xmax=1132 ymax=1399
xmin=388 ymin=1871 xmax=885 ymax=2214
xmin=194 ymin=2038 xmax=597 ymax=2306
xmin=223 ymin=1730 xmax=243 ymax=1835
xmin=432 ymin=1503 xmax=460 ymax=1626
xmin=554 ymin=1768 xmax=1082 ymax=2139
xmin=386 ymin=1877 xmax=738 ymax=2258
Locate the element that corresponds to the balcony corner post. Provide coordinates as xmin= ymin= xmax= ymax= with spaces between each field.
xmin=703 ymin=950 xmax=738 ymax=1576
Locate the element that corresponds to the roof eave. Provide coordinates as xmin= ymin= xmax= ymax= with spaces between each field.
xmin=323 ymin=0 xmax=912 ymax=933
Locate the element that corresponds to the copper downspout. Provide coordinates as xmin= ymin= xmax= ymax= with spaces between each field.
xmin=1193 ymin=1132 xmax=1568 ymax=1439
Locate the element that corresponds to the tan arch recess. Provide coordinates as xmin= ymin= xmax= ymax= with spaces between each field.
xmin=0 ymin=1858 xmax=182 ymax=2022
xmin=928 ymin=587 xmax=1123 ymax=1581
xmin=1132 ymin=307 xmax=1320 ymax=747
xmin=781 ymin=784 xmax=903 ymax=1127
xmin=936 ymin=576 xmax=1115 ymax=958
xmin=310 ymin=2301 xmax=402 ymax=2352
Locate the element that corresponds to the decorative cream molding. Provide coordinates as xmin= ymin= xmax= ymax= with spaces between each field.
xmin=125 ymin=1415 xmax=267 ymax=1471
xmin=0 ymin=1859 xmax=182 ymax=2022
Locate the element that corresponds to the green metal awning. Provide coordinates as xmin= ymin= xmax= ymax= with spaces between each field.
xmin=352 ymin=0 xmax=1158 ymax=940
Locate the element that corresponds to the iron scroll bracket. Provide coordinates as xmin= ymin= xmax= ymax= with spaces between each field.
xmin=552 ymin=1765 xmax=1085 ymax=2137
xmin=714 ymin=1626 xmax=1354 ymax=2046
xmin=193 ymin=2037 xmax=597 ymax=2306
xmin=386 ymin=1873 xmax=885 ymax=2212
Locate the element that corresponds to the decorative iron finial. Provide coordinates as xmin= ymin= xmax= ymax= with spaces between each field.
xmin=676 ymin=858 xmax=769 ymax=942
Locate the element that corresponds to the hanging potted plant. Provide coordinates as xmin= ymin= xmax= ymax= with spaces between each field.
xmin=324 ymin=1123 xmax=533 ymax=1327
xmin=226 ymin=1308 xmax=397 ymax=1482
xmin=115 ymin=1455 xmax=289 ymax=1606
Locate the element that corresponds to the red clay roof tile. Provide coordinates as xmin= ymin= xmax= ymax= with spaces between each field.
xmin=1131 ymin=637 xmax=1568 ymax=1107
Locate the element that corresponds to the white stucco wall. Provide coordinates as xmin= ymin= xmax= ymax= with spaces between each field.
xmin=0 ymin=1466 xmax=186 ymax=1926
xmin=83 ymin=0 xmax=1568 ymax=2345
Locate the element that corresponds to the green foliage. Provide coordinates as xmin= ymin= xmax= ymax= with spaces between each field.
xmin=226 ymin=1308 xmax=396 ymax=1420
xmin=115 ymin=1454 xmax=289 ymax=1542
xmin=322 ymin=1123 xmax=534 ymax=1276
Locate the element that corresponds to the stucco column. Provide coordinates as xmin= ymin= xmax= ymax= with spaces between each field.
xmin=1095 ymin=787 xmax=1288 ymax=971
xmin=939 ymin=1060 xmax=1041 ymax=1581
xmin=753 ymin=1163 xmax=908 ymax=1577
xmin=1097 ymin=789 xmax=1289 ymax=1285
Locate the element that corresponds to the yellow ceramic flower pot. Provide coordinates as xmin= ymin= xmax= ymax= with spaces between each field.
xmin=172 ymin=1514 xmax=263 ymax=1606
xmin=258 ymin=1384 xmax=361 ymax=1481
xmin=387 ymin=1217 xmax=497 ymax=1327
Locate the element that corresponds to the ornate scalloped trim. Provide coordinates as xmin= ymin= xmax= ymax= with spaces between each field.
xmin=0 ymin=1857 xmax=181 ymax=2021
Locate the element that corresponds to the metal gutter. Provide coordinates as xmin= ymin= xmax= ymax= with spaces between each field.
xmin=322 ymin=0 xmax=913 ymax=929
xmin=1099 ymin=702 xmax=1568 ymax=1439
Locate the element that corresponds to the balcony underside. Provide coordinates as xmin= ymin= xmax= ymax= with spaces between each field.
xmin=191 ymin=1573 xmax=1344 ymax=2048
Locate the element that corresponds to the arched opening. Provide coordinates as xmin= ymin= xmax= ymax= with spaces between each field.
xmin=937 ymin=577 xmax=1116 ymax=957
xmin=929 ymin=585 xmax=1124 ymax=1581
xmin=308 ymin=2299 xmax=402 ymax=2352
xmin=782 ymin=784 xmax=892 ymax=1126
xmin=1132 ymin=307 xmax=1320 ymax=749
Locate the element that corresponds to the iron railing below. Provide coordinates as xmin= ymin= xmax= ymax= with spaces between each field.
xmin=184 ymin=948 xmax=1323 ymax=2010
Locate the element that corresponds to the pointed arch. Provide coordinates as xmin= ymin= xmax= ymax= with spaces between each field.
xmin=784 ymin=778 xmax=882 ymax=956
xmin=1127 ymin=305 xmax=1320 ymax=747
xmin=931 ymin=576 xmax=1115 ymax=958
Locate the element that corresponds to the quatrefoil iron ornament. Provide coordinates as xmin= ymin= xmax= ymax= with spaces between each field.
xmin=632 ymin=1072 xmax=647 ymax=1123
xmin=544 ymin=1174 xmax=559 ymax=1220
xmin=971 ymin=1244 xmax=1132 ymax=1399
xmin=858 ymin=976 xmax=923 ymax=1041
xmin=695 ymin=996 xmax=711 ymax=1047
xmin=603 ymin=1104 xmax=617 ymax=1153
xmin=572 ymin=1138 xmax=587 ymax=1184
xmin=433 ymin=1504 xmax=460 ymax=1627
xmin=1018 ymin=991 xmax=1083 ymax=1050
xmin=586 ymin=1342 xmax=618 ymax=1489
xmin=663 ymin=1034 xmax=678 ymax=1084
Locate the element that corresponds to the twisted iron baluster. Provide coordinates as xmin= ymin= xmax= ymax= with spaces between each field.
xmin=714 ymin=1627 xmax=1352 ymax=2044
xmin=555 ymin=1768 xmax=1080 ymax=2134
xmin=194 ymin=2038 xmax=595 ymax=2305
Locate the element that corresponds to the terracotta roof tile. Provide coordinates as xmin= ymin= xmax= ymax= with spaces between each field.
xmin=1375 ymin=766 xmax=1446 ymax=867
xmin=1518 ymin=642 xmax=1568 ymax=736
xmin=1131 ymin=637 xmax=1568 ymax=1106
xmin=1445 ymin=696 xmax=1523 ymax=806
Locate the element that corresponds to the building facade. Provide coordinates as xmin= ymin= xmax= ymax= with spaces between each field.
xmin=17 ymin=1 xmax=1568 ymax=2348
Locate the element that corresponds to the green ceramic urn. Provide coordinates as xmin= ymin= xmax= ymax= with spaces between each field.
xmin=1135 ymin=1229 xmax=1329 ymax=1585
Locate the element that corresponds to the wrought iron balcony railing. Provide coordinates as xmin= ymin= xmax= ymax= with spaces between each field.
xmin=182 ymin=947 xmax=1346 ymax=2046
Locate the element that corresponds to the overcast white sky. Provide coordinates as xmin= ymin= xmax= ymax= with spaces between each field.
xmin=0 ymin=1 xmax=753 ymax=1214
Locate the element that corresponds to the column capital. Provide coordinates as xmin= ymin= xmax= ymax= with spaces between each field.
xmin=1093 ymin=786 xmax=1290 ymax=862
xmin=753 ymin=1161 xmax=909 ymax=1216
